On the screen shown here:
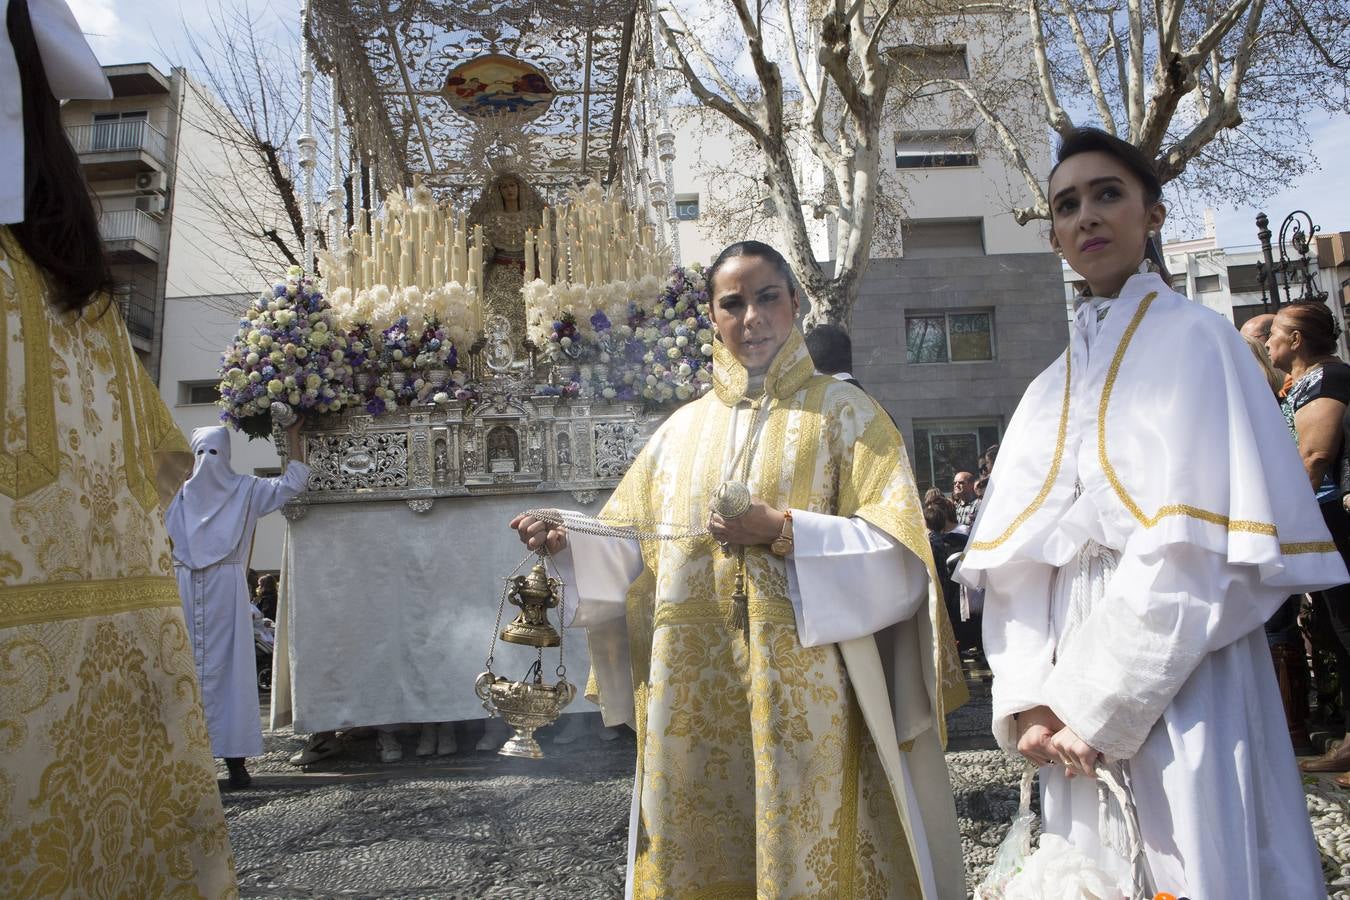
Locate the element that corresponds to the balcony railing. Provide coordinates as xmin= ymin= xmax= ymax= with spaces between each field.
xmin=66 ymin=120 xmax=168 ymax=165
xmin=116 ymin=290 xmax=156 ymax=341
xmin=98 ymin=209 xmax=163 ymax=250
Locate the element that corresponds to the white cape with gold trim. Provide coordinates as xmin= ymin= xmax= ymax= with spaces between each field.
xmin=959 ymin=273 xmax=1345 ymax=898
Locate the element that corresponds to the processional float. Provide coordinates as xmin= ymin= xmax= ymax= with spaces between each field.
xmin=235 ymin=0 xmax=696 ymax=753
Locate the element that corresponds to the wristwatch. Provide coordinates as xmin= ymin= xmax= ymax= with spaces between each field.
xmin=770 ymin=509 xmax=794 ymax=556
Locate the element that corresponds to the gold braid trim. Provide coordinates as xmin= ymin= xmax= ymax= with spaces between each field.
xmin=1 ymin=576 xmax=181 ymax=629
xmin=1100 ymin=293 xmax=1336 ymax=556
xmin=968 ymin=349 xmax=1071 ymax=551
xmin=0 ymin=230 xmax=59 ymax=500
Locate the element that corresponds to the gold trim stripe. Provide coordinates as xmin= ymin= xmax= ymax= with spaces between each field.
xmin=0 ymin=229 xmax=60 ymax=500
xmin=836 ymin=697 xmax=862 ymax=899
xmin=968 ymin=349 xmax=1072 ymax=552
xmin=1098 ymin=293 xmax=1335 ymax=556
xmin=653 ymin=598 xmax=797 ymax=630
xmin=1 ymin=576 xmax=182 ymax=629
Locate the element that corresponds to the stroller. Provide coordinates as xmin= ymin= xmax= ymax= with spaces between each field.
xmin=252 ymin=603 xmax=275 ymax=692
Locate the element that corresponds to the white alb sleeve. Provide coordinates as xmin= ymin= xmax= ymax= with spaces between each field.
xmin=787 ymin=509 xmax=928 ymax=648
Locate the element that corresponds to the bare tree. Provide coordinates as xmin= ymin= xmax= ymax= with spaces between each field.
xmin=944 ymin=0 xmax=1350 ymax=223
xmin=655 ymin=0 xmax=931 ymax=326
xmin=173 ymin=1 xmax=337 ymax=287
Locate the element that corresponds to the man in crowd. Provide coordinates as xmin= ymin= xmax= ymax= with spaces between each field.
xmin=1241 ymin=312 xmax=1275 ymax=343
xmin=804 ymin=322 xmax=861 ymax=387
xmin=952 ymin=471 xmax=979 ymax=528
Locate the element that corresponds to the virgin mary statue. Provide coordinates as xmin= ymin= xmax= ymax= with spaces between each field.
xmin=468 ymin=172 xmax=546 ymax=344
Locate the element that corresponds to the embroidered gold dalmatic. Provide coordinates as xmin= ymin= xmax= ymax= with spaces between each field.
xmin=595 ymin=331 xmax=966 ymax=899
xmin=0 ymin=229 xmax=237 ymax=898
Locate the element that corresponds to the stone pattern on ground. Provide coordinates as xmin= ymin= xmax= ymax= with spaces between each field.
xmin=222 ymin=684 xmax=1349 ymax=897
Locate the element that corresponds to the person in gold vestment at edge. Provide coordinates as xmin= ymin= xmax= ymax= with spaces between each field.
xmin=511 ymin=241 xmax=969 ymax=899
xmin=959 ymin=127 xmax=1345 ymax=898
xmin=0 ymin=0 xmax=237 ymax=895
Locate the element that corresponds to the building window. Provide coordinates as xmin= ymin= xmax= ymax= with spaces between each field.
xmin=91 ymin=110 xmax=148 ymax=151
xmin=1194 ymin=274 xmax=1221 ymax=293
xmin=892 ymin=45 xmax=969 ymax=79
xmin=675 ymin=194 xmax=699 ymax=221
xmin=1227 ymin=263 xmax=1264 ymax=293
xmin=1170 ymin=275 xmax=1188 ymax=297
xmin=895 ymin=132 xmax=977 ymax=169
xmin=905 ymin=309 xmax=995 ymax=364
xmin=901 ymin=218 xmax=985 ymax=259
xmin=179 ymin=380 xmax=221 ymax=406
xmin=912 ymin=419 xmax=1002 ymax=495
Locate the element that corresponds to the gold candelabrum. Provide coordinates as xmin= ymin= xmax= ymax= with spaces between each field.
xmin=474 ymin=556 xmax=574 ymax=758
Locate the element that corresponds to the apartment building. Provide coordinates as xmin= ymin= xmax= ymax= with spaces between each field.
xmin=61 ymin=63 xmax=183 ymax=379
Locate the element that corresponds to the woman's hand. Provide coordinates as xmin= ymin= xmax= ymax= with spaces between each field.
xmin=1014 ymin=705 xmax=1064 ymax=767
xmin=510 ymin=512 xmax=567 ymax=554
xmin=708 ymin=498 xmax=785 ymax=548
xmin=1049 ymin=725 xmax=1101 ymax=779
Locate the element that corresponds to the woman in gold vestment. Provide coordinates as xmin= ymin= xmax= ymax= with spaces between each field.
xmin=513 ymin=242 xmax=968 ymax=899
xmin=0 ymin=2 xmax=236 ymax=895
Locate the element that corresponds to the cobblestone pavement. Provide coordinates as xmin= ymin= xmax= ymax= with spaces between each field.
xmin=221 ymin=680 xmax=1350 ymax=897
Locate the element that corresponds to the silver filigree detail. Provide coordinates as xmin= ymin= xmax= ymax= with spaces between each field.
xmin=593 ymin=421 xmax=641 ymax=478
xmin=406 ymin=498 xmax=435 ymax=513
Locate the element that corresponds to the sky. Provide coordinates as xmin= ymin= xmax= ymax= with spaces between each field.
xmin=68 ymin=0 xmax=1350 ymax=251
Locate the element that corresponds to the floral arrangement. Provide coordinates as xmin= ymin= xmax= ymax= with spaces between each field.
xmin=216 ymin=267 xmax=358 ymax=439
xmin=218 ymin=263 xmax=712 ymax=434
xmin=544 ymin=264 xmax=714 ymax=406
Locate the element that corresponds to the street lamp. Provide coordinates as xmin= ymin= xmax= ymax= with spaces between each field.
xmin=1256 ymin=210 xmax=1329 ymax=310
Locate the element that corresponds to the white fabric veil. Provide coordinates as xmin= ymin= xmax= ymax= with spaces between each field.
xmin=165 ymin=426 xmax=254 ymax=569
xmin=1 ymin=0 xmax=113 ymax=224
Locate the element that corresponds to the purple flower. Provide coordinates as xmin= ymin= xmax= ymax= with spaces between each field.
xmin=590 ymin=310 xmax=612 ymax=332
xmin=365 ymin=397 xmax=387 ymax=416
xmin=273 ymin=284 xmax=287 ymax=297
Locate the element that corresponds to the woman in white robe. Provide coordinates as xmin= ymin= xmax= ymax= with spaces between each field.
xmin=167 ymin=423 xmax=310 ymax=787
xmin=959 ymin=127 xmax=1346 ymax=897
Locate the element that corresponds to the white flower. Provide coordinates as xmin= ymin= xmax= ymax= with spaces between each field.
xmin=701 ymin=343 xmax=714 ymax=356
xmin=1002 ymin=835 xmax=1123 ymax=900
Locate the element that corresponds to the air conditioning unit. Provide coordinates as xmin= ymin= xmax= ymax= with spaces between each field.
xmin=134 ymin=171 xmax=167 ymax=192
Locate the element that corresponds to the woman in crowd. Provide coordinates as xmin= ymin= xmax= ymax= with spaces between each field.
xmin=0 ymin=0 xmax=235 ymax=892
xmin=959 ymin=127 xmax=1344 ymax=898
xmin=1266 ymin=302 xmax=1350 ymax=781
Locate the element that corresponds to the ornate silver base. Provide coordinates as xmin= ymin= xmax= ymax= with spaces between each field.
xmin=498 ymin=730 xmax=545 ymax=759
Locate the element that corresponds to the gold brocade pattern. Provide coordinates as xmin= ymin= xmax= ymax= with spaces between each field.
xmin=600 ymin=333 xmax=952 ymax=897
xmin=1099 ymin=293 xmax=1336 ymax=555
xmin=0 ymin=230 xmax=236 ymax=896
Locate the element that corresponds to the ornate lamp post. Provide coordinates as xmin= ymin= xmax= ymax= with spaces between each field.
xmin=1256 ymin=210 xmax=1329 ymax=310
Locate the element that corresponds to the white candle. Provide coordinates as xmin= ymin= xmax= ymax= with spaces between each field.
xmin=524 ymin=229 xmax=536 ymax=282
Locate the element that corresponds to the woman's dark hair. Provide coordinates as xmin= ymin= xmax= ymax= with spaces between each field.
xmin=1049 ymin=127 xmax=1167 ymax=275
xmin=7 ymin=0 xmax=113 ymax=314
xmin=1278 ymin=301 xmax=1341 ymax=357
xmin=706 ymin=240 xmax=798 ymax=300
xmin=923 ymin=503 xmax=947 ymax=533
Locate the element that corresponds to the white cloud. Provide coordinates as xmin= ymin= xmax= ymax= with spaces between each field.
xmin=65 ymin=0 xmax=122 ymax=58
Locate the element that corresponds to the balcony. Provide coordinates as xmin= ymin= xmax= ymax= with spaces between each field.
xmin=67 ymin=120 xmax=168 ymax=180
xmin=99 ymin=209 xmax=163 ymax=263
xmin=114 ymin=286 xmax=157 ymax=344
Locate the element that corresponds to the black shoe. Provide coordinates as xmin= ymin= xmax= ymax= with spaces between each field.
xmin=225 ymin=757 xmax=252 ymax=789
